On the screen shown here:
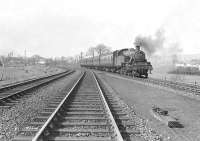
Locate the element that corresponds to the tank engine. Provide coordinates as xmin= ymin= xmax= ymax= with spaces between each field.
xmin=81 ymin=44 xmax=153 ymax=78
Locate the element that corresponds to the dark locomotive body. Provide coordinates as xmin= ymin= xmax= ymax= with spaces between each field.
xmin=81 ymin=45 xmax=153 ymax=78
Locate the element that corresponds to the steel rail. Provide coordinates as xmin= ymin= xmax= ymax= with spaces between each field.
xmin=93 ymin=72 xmax=124 ymax=141
xmin=141 ymin=77 xmax=200 ymax=93
xmin=105 ymin=71 xmax=200 ymax=94
xmin=31 ymin=72 xmax=85 ymax=141
xmin=0 ymin=70 xmax=69 ymax=92
xmin=0 ymin=77 xmax=40 ymax=89
xmin=0 ymin=70 xmax=74 ymax=104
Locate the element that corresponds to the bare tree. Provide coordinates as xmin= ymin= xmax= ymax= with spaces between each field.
xmin=87 ymin=47 xmax=96 ymax=63
xmin=95 ymin=44 xmax=111 ymax=55
xmin=87 ymin=47 xmax=95 ymax=57
xmin=0 ymin=56 xmax=5 ymax=81
xmin=94 ymin=44 xmax=111 ymax=64
xmin=0 ymin=52 xmax=13 ymax=81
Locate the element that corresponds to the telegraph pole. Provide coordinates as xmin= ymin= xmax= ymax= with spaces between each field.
xmin=24 ymin=49 xmax=27 ymax=66
xmin=80 ymin=52 xmax=83 ymax=64
xmin=99 ymin=48 xmax=102 ymax=65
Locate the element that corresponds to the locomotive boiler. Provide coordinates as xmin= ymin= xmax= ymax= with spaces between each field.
xmin=81 ymin=44 xmax=153 ymax=78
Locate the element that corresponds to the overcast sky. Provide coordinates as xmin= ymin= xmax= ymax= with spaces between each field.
xmin=0 ymin=0 xmax=199 ymax=57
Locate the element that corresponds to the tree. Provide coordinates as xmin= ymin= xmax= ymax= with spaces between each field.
xmin=95 ymin=44 xmax=111 ymax=55
xmin=0 ymin=56 xmax=4 ymax=81
xmin=87 ymin=47 xmax=95 ymax=57
xmin=94 ymin=44 xmax=111 ymax=64
xmin=87 ymin=47 xmax=96 ymax=63
xmin=0 ymin=57 xmax=3 ymax=67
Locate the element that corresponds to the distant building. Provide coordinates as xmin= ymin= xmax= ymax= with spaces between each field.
xmin=38 ymin=60 xmax=46 ymax=65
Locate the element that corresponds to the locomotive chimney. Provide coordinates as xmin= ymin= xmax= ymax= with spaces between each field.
xmin=134 ymin=41 xmax=141 ymax=51
xmin=136 ymin=45 xmax=140 ymax=51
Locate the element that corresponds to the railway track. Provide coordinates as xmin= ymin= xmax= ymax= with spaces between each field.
xmin=12 ymin=71 xmax=141 ymax=141
xmin=105 ymin=71 xmax=200 ymax=95
xmin=133 ymin=76 xmax=200 ymax=94
xmin=0 ymin=70 xmax=74 ymax=108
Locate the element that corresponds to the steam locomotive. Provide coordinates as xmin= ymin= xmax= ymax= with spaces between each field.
xmin=81 ymin=44 xmax=153 ymax=78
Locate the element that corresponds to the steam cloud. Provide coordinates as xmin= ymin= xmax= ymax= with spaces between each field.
xmin=134 ymin=28 xmax=183 ymax=73
xmin=134 ymin=29 xmax=165 ymax=56
xmin=168 ymin=42 xmax=183 ymax=65
xmin=135 ymin=29 xmax=182 ymax=57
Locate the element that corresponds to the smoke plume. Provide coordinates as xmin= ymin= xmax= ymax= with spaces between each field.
xmin=135 ymin=28 xmax=183 ymax=73
xmin=167 ymin=42 xmax=182 ymax=64
xmin=134 ymin=29 xmax=165 ymax=56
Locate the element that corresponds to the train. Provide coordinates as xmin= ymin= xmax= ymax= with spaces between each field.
xmin=80 ymin=44 xmax=153 ymax=78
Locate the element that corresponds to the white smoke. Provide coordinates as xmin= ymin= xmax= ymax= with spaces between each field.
xmin=135 ymin=28 xmax=183 ymax=73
